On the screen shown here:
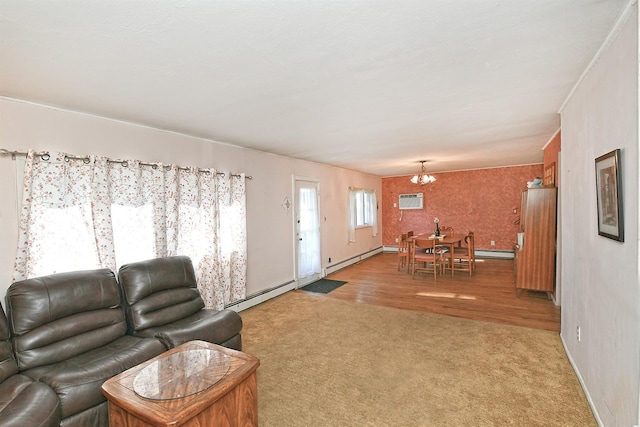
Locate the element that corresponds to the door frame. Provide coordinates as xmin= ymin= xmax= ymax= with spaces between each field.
xmin=292 ymin=176 xmax=322 ymax=288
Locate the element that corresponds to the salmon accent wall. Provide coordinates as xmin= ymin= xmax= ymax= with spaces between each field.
xmin=382 ymin=165 xmax=544 ymax=251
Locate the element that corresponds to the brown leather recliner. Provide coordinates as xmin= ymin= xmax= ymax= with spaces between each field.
xmin=5 ymin=269 xmax=167 ymax=427
xmin=0 ymin=303 xmax=61 ymax=427
xmin=118 ymin=256 xmax=243 ymax=350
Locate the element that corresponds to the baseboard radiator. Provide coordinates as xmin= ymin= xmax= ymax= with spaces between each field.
xmin=382 ymin=245 xmax=514 ymax=259
xmin=226 ymin=280 xmax=296 ymax=313
xmin=324 ymin=246 xmax=384 ymax=275
xmin=227 ymin=246 xmax=384 ymax=313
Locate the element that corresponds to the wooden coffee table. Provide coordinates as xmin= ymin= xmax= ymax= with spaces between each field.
xmin=101 ymin=340 xmax=259 ymax=426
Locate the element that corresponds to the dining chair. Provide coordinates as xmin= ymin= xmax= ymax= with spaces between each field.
xmin=439 ymin=226 xmax=454 ymax=236
xmin=405 ymin=231 xmax=415 ymax=272
xmin=436 ymin=225 xmax=454 ymax=255
xmin=411 ymin=238 xmax=443 ymax=281
xmin=446 ymin=231 xmax=475 ymax=275
xmin=397 ymin=233 xmax=409 ymax=271
xmin=467 ymin=231 xmax=476 ymax=271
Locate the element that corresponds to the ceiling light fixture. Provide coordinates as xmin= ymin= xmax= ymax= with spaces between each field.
xmin=410 ymin=160 xmax=436 ymax=185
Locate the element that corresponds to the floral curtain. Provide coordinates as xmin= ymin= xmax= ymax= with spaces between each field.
xmin=13 ymin=150 xmax=247 ymax=309
xmin=368 ymin=190 xmax=378 ymax=237
xmin=348 ymin=188 xmax=358 ymax=243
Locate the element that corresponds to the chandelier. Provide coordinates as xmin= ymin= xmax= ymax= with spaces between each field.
xmin=410 ymin=161 xmax=436 ymax=185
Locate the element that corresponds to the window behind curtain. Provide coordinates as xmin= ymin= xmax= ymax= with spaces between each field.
xmin=355 ymin=190 xmax=375 ymax=227
xmin=348 ymin=187 xmax=377 ymax=242
xmin=13 ymin=151 xmax=247 ymax=310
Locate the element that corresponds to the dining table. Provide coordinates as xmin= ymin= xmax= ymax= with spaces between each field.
xmin=409 ymin=233 xmax=464 ymax=276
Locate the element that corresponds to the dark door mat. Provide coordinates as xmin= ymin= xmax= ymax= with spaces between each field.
xmin=300 ymin=279 xmax=348 ymax=294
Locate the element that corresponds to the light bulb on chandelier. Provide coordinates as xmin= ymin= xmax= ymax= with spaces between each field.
xmin=410 ymin=160 xmax=436 ymax=185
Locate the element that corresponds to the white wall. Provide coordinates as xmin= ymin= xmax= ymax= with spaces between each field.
xmin=559 ymin=3 xmax=639 ymax=426
xmin=0 ymin=98 xmax=382 ymax=303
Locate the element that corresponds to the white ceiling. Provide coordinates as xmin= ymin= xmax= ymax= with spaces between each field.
xmin=0 ymin=1 xmax=630 ymax=176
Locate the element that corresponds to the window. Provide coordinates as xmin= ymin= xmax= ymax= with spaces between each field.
xmin=355 ymin=189 xmax=374 ymax=227
xmin=348 ymin=187 xmax=377 ymax=242
xmin=13 ymin=151 xmax=248 ymax=310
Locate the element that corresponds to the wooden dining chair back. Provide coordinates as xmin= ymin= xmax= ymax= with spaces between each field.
xmin=397 ymin=233 xmax=410 ymax=271
xmin=448 ymin=231 xmax=475 ymax=275
xmin=405 ymin=231 xmax=415 ymax=272
xmin=439 ymin=226 xmax=454 ymax=236
xmin=436 ymin=226 xmax=454 ymax=254
xmin=467 ymin=232 xmax=476 ymax=271
xmin=411 ymin=238 xmax=442 ymax=281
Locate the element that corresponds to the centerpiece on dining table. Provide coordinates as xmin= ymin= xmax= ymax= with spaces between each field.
xmin=434 ymin=217 xmax=440 ymax=237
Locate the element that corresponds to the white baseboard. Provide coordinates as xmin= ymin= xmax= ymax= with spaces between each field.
xmin=560 ymin=333 xmax=603 ymax=426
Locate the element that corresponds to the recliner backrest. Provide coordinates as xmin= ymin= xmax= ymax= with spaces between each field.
xmin=0 ymin=303 xmax=18 ymax=383
xmin=6 ymin=269 xmax=127 ymax=371
xmin=118 ymin=256 xmax=205 ymax=334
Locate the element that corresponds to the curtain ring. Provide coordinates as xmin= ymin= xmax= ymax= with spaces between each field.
xmin=152 ymin=164 xmax=158 ymax=169
xmin=121 ymin=161 xmax=128 ymax=167
xmin=41 ymin=153 xmax=51 ymax=161
xmin=83 ymin=157 xmax=90 ymax=164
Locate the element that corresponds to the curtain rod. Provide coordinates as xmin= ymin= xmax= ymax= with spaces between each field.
xmin=0 ymin=148 xmax=252 ymax=179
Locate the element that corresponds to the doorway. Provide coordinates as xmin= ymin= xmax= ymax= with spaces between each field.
xmin=294 ymin=178 xmax=321 ymax=288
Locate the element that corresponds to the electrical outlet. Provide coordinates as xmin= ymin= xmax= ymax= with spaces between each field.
xmin=490 ymin=240 xmax=495 ymax=246
xmin=395 ymin=237 xmax=399 ymax=243
xmin=577 ymin=326 xmax=581 ymax=342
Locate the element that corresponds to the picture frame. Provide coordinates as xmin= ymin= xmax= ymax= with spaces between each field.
xmin=543 ymin=162 xmax=555 ymax=187
xmin=595 ymin=149 xmax=623 ymax=242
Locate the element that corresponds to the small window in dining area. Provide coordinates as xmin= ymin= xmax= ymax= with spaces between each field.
xmin=348 ymin=187 xmax=378 ymax=243
xmin=355 ymin=189 xmax=375 ymax=227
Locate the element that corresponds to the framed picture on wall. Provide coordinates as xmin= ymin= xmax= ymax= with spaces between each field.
xmin=595 ymin=149 xmax=623 ymax=242
xmin=543 ymin=162 xmax=555 ymax=187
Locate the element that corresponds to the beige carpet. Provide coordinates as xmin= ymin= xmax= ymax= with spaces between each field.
xmin=241 ymin=291 xmax=595 ymax=427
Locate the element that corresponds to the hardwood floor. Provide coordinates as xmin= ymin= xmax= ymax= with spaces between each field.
xmin=299 ymin=253 xmax=560 ymax=332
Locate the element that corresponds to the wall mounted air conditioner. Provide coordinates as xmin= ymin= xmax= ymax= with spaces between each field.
xmin=399 ymin=193 xmax=423 ymax=210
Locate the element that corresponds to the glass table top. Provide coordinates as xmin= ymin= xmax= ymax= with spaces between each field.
xmin=133 ymin=349 xmax=231 ymax=400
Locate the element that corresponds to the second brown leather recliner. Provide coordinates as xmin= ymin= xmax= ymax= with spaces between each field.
xmin=117 ymin=256 xmax=243 ymax=350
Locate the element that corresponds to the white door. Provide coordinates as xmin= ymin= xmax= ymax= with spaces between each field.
xmin=295 ymin=179 xmax=321 ymax=287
